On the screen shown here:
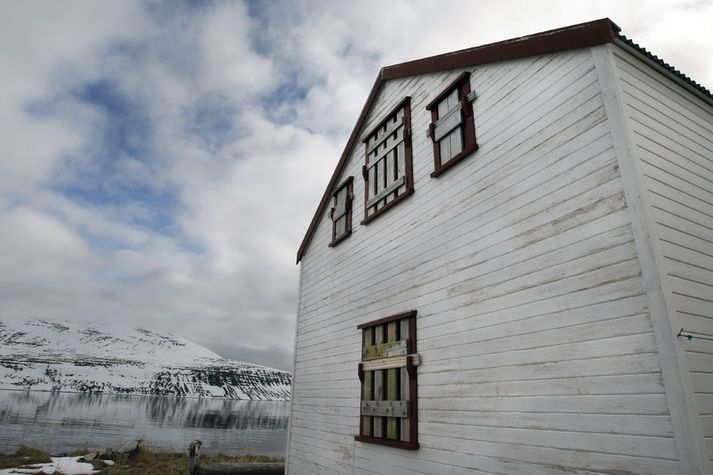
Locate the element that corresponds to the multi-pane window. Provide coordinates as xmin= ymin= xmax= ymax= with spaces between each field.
xmin=329 ymin=177 xmax=353 ymax=247
xmin=426 ymin=72 xmax=478 ymax=177
xmin=361 ymin=97 xmax=414 ymax=224
xmin=356 ymin=311 xmax=419 ymax=450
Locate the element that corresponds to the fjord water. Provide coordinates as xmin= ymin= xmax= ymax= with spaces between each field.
xmin=0 ymin=391 xmax=288 ymax=456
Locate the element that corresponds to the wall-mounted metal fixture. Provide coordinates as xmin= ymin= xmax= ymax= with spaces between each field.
xmin=677 ymin=328 xmax=713 ymax=342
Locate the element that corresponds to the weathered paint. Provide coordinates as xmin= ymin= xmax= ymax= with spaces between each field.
xmin=285 ymin=42 xmax=708 ymax=474
xmin=607 ymin=42 xmax=713 ymax=473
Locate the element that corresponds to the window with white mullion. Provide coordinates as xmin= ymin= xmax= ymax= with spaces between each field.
xmin=437 ymin=89 xmax=458 ymax=117
xmin=333 ymin=187 xmax=347 ymax=236
xmin=362 ymin=97 xmax=414 ymax=224
xmin=329 ymin=177 xmax=353 ymax=246
xmin=435 ymin=89 xmax=463 ymax=163
xmin=427 ymin=72 xmax=478 ymax=177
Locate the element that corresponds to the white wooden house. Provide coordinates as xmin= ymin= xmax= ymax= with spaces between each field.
xmin=287 ymin=19 xmax=713 ymax=475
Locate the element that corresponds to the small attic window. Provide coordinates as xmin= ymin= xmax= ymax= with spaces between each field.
xmin=361 ymin=97 xmax=414 ymax=224
xmin=329 ymin=177 xmax=353 ymax=247
xmin=426 ymin=72 xmax=478 ymax=177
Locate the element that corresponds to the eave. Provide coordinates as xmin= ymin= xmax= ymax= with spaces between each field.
xmin=296 ymin=17 xmax=712 ymax=263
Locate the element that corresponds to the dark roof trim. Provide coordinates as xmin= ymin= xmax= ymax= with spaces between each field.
xmin=297 ymin=17 xmax=692 ymax=263
xmin=380 ymin=18 xmax=619 ymax=81
xmin=296 ymin=18 xmax=619 ymax=263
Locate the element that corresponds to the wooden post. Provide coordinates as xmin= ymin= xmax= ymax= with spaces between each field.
xmin=386 ymin=321 xmax=398 ymax=439
xmin=188 ymin=440 xmax=202 ymax=475
xmin=373 ymin=325 xmax=384 ymax=438
xmin=362 ymin=327 xmax=373 ymax=437
xmin=195 ymin=463 xmax=284 ymax=474
xmin=400 ymin=318 xmax=410 ymax=442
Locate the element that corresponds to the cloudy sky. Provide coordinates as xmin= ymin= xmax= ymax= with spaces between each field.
xmin=1 ymin=0 xmax=711 ymax=371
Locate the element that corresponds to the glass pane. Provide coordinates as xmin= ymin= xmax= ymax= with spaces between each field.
xmin=446 ymin=89 xmax=458 ymax=111
xmin=437 ymin=89 xmax=459 ymax=119
xmin=439 ymin=137 xmax=451 ymax=162
xmin=449 ymin=128 xmax=463 ymax=158
xmin=437 ymin=96 xmax=449 ymax=118
xmin=338 ymin=188 xmax=347 ymax=212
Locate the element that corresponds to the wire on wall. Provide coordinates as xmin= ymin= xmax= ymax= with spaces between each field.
xmin=677 ymin=328 xmax=713 ymax=342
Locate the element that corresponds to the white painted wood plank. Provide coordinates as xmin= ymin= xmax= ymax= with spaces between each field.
xmin=289 ymin=47 xmax=686 ymax=474
xmin=419 ymin=421 xmax=677 ymax=459
xmin=418 ymin=372 xmax=664 ymax=398
xmin=419 ymin=411 xmax=673 ymax=437
xmin=418 ymin=433 xmax=680 ymax=475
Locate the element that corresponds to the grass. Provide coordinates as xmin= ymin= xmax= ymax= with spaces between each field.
xmin=1 ymin=445 xmax=284 ymax=474
xmin=96 ymin=448 xmax=283 ymax=474
xmin=0 ymin=444 xmax=52 ymax=469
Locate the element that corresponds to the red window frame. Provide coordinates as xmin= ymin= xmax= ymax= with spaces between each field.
xmin=355 ymin=310 xmax=419 ymax=450
xmin=329 ymin=176 xmax=353 ymax=247
xmin=426 ymin=72 xmax=478 ymax=177
xmin=361 ymin=97 xmax=414 ymax=225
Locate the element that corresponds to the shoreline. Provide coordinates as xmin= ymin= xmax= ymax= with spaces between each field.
xmin=0 ymin=387 xmax=290 ymax=401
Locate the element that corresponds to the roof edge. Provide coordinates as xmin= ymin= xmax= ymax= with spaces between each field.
xmin=296 ymin=18 xmax=620 ymax=263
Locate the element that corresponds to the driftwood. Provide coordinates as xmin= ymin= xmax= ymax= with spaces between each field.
xmin=195 ymin=464 xmax=284 ymax=474
xmin=187 ymin=440 xmax=284 ymax=475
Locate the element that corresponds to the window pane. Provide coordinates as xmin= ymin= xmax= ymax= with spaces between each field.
xmin=449 ymin=128 xmax=463 ymax=158
xmin=437 ymin=89 xmax=458 ymax=118
xmin=439 ymin=136 xmax=451 ymax=162
xmin=446 ymin=89 xmax=458 ymax=111
xmin=334 ymin=191 xmax=342 ymax=213
xmin=338 ymin=188 xmax=347 ymax=212
xmin=437 ymin=97 xmax=449 ymax=118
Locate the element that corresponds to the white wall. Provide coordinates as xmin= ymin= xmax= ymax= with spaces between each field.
xmin=611 ymin=43 xmax=713 ymax=473
xmin=288 ymin=47 xmax=680 ymax=474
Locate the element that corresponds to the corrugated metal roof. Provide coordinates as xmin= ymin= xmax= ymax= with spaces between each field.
xmin=616 ymin=33 xmax=713 ymax=100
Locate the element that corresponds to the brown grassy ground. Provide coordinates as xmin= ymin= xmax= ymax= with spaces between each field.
xmin=0 ymin=445 xmax=53 ymax=469
xmin=96 ymin=449 xmax=283 ymax=474
xmin=0 ymin=446 xmax=283 ymax=474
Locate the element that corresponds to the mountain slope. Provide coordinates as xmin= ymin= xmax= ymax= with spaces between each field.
xmin=0 ymin=319 xmax=291 ymax=400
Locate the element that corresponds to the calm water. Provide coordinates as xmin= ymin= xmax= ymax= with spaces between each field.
xmin=0 ymin=391 xmax=288 ymax=456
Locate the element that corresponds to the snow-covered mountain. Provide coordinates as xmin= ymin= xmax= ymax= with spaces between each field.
xmin=0 ymin=319 xmax=291 ymax=400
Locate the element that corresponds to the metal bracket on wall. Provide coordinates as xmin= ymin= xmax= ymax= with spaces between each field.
xmin=677 ymin=328 xmax=713 ymax=342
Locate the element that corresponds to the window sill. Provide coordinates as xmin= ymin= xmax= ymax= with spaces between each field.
xmin=360 ymin=188 xmax=414 ymax=226
xmin=329 ymin=230 xmax=352 ymax=247
xmin=354 ymin=436 xmax=419 ymax=450
xmin=431 ymin=143 xmax=479 ymax=178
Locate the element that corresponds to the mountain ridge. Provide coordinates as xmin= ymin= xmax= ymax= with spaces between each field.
xmin=0 ymin=318 xmax=291 ymax=400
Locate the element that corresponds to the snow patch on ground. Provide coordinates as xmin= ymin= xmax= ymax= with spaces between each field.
xmin=0 ymin=456 xmax=96 ymax=474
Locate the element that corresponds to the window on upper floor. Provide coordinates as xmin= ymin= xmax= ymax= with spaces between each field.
xmin=426 ymin=72 xmax=478 ymax=177
xmin=329 ymin=177 xmax=353 ymax=247
xmin=356 ymin=310 xmax=419 ymax=450
xmin=361 ymin=97 xmax=414 ymax=224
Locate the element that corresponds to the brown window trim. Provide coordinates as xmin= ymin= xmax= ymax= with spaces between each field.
xmin=360 ymin=97 xmax=414 ymax=226
xmin=354 ymin=436 xmax=419 ymax=451
xmin=426 ymin=71 xmax=478 ymax=178
xmin=357 ymin=310 xmax=416 ymax=329
xmin=356 ymin=310 xmax=419 ymax=450
xmin=329 ymin=176 xmax=354 ymax=247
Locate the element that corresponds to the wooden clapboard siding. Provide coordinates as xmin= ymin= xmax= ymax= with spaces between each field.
xmin=610 ymin=44 xmax=713 ymax=468
xmin=287 ymin=47 xmax=679 ymax=474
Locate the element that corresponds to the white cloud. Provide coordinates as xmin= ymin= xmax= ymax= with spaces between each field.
xmin=0 ymin=0 xmax=147 ymax=194
xmin=0 ymin=0 xmax=710 ymax=371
